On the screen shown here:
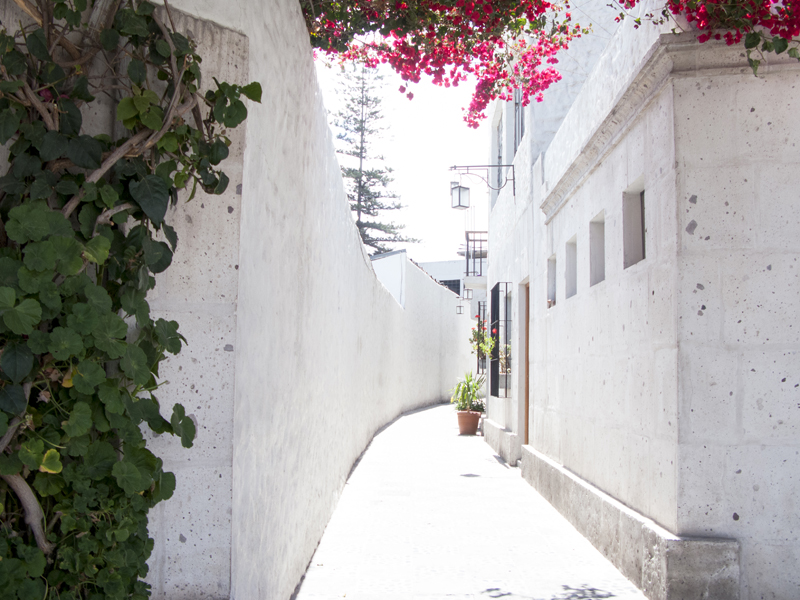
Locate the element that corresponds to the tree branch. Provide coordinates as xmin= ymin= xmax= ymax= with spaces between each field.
xmin=94 ymin=202 xmax=134 ymax=233
xmin=22 ymin=82 xmax=56 ymax=131
xmin=61 ymin=98 xmax=196 ymax=219
xmin=0 ymin=416 xmax=23 ymax=454
xmin=1 ymin=473 xmax=54 ymax=555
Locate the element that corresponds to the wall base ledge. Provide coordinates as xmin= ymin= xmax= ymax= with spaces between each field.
xmin=520 ymin=446 xmax=740 ymax=600
xmin=483 ymin=418 xmax=522 ymax=465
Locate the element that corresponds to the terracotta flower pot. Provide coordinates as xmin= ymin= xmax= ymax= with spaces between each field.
xmin=457 ymin=410 xmax=482 ymax=435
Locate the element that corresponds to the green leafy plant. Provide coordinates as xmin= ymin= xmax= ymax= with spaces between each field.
xmin=469 ymin=316 xmax=494 ymax=360
xmin=451 ymin=371 xmax=486 ymax=413
xmin=0 ymin=0 xmax=260 ymax=598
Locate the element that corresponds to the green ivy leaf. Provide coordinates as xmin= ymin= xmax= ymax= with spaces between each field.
xmin=39 ymin=131 xmax=68 ymax=161
xmin=121 ymin=344 xmax=150 ymax=385
xmin=0 ymin=257 xmax=20 ymax=288
xmin=67 ymin=303 xmax=99 ymax=335
xmin=17 ymin=544 xmax=46 ymax=578
xmin=142 ymin=236 xmax=172 ymax=273
xmin=54 ymin=178 xmax=79 ymax=197
xmin=208 ymin=139 xmax=229 ymax=165
xmin=33 ymin=471 xmax=65 ymax=496
xmin=51 ymin=236 xmax=84 ymax=276
xmin=92 ymin=313 xmax=128 ymax=359
xmin=18 ymin=438 xmax=44 ymax=470
xmin=2 ymin=49 xmax=27 ymax=76
xmin=3 ymin=298 xmax=42 ymax=335
xmin=1 ymin=341 xmax=34 ymax=384
xmin=72 ymin=361 xmax=106 ymax=395
xmin=140 ymin=107 xmax=164 ymax=131
xmin=39 ymin=448 xmax=63 ymax=474
xmin=170 ymin=403 xmax=196 ymax=448
xmin=84 ymin=284 xmax=113 ymax=313
xmin=774 ymin=37 xmax=789 ymax=54
xmin=67 ymin=135 xmax=103 ymax=169
xmin=84 ymin=440 xmax=117 ymax=480
xmin=37 ymin=282 xmax=61 ymax=312
xmin=98 ymin=380 xmax=125 ymax=414
xmin=128 ymin=59 xmax=147 ymax=85
xmin=0 ymin=411 xmax=7 ymax=437
xmin=26 ymin=330 xmax=49 ymax=354
xmin=62 ymin=401 xmax=93 ymax=438
xmin=23 ymin=240 xmax=57 ymax=272
xmin=17 ymin=266 xmax=53 ymax=294
xmin=241 ymin=81 xmax=263 ymax=103
xmin=99 ymin=183 xmax=120 ymax=209
xmin=48 ymin=326 xmax=84 ymax=361
xmin=162 ymin=223 xmax=179 ymax=251
xmin=12 ymin=153 xmax=42 ymax=178
xmin=0 ymin=80 xmax=24 ymax=94
xmin=0 ymin=383 xmax=27 ymax=413
xmin=153 ymin=470 xmax=176 ymax=503
xmin=112 ymin=460 xmax=146 ymax=495
xmin=0 ymin=107 xmax=21 ymax=144
xmin=129 ymin=175 xmax=169 ymax=227
xmin=0 ymin=451 xmax=22 ymax=475
xmin=100 ymin=28 xmax=120 ymax=51
xmin=155 ymin=319 xmax=184 ymax=354
xmin=26 ymin=28 xmax=51 ymax=61
xmin=84 ymin=235 xmax=111 ymax=264
xmin=30 ymin=174 xmax=54 ymax=200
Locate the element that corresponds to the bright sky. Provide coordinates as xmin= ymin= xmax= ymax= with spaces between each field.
xmin=314 ymin=61 xmax=490 ymax=263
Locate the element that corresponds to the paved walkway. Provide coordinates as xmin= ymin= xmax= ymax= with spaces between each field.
xmin=295 ymin=404 xmax=646 ymax=600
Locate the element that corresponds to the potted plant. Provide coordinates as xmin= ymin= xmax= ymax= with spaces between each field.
xmin=451 ymin=371 xmax=486 ymax=435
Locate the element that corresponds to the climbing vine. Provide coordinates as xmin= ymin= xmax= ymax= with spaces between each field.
xmin=0 ymin=0 xmax=260 ymax=598
xmin=304 ymin=0 xmax=800 ymax=125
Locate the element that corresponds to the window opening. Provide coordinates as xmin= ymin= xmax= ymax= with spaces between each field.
xmin=565 ymin=235 xmax=577 ymax=299
xmin=440 ymin=279 xmax=461 ymax=295
xmin=477 ymin=300 xmax=488 ymax=374
xmin=490 ymin=282 xmax=512 ymax=398
xmin=590 ymin=211 xmax=606 ymax=286
xmin=465 ymin=231 xmax=487 ymax=277
xmin=623 ymin=184 xmax=646 ymax=268
xmin=547 ymin=255 xmax=557 ymax=308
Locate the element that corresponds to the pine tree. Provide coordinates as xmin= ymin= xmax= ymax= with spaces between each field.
xmin=334 ymin=66 xmax=415 ymax=255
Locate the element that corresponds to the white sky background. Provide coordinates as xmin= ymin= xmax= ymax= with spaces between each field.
xmin=314 ymin=61 xmax=490 ymax=263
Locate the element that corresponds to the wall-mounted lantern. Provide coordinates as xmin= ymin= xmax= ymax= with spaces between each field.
xmin=464 ymin=288 xmax=473 ymax=300
xmin=456 ymin=303 xmax=464 ymax=314
xmin=451 ymin=181 xmax=470 ymax=210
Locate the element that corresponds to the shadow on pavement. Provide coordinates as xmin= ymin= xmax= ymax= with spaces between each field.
xmin=481 ymin=584 xmax=616 ymax=599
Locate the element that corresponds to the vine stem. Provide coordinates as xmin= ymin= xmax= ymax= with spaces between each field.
xmin=0 ymin=384 xmax=52 ymax=556
xmin=61 ymin=97 xmax=197 ymax=220
xmin=1 ymin=473 xmax=54 ymax=555
xmin=11 ymin=0 xmax=82 ymax=60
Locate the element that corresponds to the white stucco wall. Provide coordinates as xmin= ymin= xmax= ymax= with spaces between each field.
xmin=488 ymin=17 xmax=800 ymax=599
xmin=671 ymin=64 xmax=800 ymax=598
xmin=143 ymin=1 xmax=473 ymax=599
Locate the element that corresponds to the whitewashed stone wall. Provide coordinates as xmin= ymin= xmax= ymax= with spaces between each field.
xmin=487 ymin=10 xmax=800 ymax=599
xmin=144 ymin=1 xmax=473 ymax=599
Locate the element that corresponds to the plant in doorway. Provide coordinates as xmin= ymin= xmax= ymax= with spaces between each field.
xmin=451 ymin=371 xmax=486 ymax=435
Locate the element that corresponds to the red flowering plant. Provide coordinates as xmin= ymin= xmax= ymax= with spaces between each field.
xmin=469 ymin=316 xmax=495 ymax=359
xmin=614 ymin=0 xmax=800 ymax=73
xmin=301 ymin=0 xmax=586 ymax=126
xmin=304 ymin=0 xmax=800 ymax=127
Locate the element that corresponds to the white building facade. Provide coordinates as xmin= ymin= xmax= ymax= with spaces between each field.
xmin=484 ymin=9 xmax=800 ymax=600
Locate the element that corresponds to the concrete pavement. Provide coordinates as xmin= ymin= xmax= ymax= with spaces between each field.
xmin=294 ymin=404 xmax=647 ymax=600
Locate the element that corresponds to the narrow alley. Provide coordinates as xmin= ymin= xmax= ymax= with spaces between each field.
xmin=294 ymin=404 xmax=646 ymax=600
